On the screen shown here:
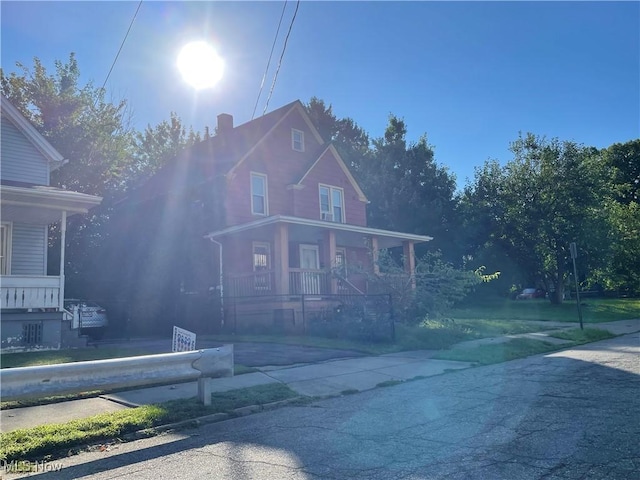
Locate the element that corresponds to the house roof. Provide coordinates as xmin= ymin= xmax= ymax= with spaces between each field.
xmin=225 ymin=100 xmax=324 ymax=177
xmin=205 ymin=214 xmax=433 ymax=249
xmin=0 ymin=95 xmax=66 ymax=172
xmin=129 ymin=99 xmax=363 ymax=204
xmin=128 ymin=100 xmax=309 ymax=203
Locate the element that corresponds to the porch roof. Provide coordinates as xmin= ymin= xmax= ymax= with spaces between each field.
xmin=1 ymin=182 xmax=102 ymax=224
xmin=205 ymin=215 xmax=433 ymax=249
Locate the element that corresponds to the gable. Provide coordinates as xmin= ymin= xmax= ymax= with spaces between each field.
xmin=226 ymin=101 xmax=324 ymax=178
xmin=297 ymin=144 xmax=368 ymax=203
xmin=0 ymin=113 xmax=50 ymax=185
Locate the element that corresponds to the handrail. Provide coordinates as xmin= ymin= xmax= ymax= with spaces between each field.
xmin=331 ymin=269 xmax=365 ymax=295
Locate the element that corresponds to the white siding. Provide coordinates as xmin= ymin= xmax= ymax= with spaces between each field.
xmin=10 ymin=224 xmax=47 ymax=275
xmin=0 ymin=114 xmax=50 ymax=185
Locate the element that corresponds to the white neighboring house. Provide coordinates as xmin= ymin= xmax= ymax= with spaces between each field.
xmin=0 ymin=95 xmax=102 ymax=352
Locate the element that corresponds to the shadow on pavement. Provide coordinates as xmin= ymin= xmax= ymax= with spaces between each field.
xmin=14 ymin=334 xmax=639 ymax=480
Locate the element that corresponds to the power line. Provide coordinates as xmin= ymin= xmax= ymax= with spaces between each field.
xmin=252 ymin=1 xmax=288 ymax=120
xmin=95 ymin=0 xmax=143 ymax=106
xmin=262 ymin=0 xmax=300 ymax=116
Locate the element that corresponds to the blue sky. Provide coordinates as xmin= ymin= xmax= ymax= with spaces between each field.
xmin=2 ymin=1 xmax=638 ymax=189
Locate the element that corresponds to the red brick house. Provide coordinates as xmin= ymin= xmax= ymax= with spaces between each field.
xmin=121 ymin=100 xmax=431 ymax=334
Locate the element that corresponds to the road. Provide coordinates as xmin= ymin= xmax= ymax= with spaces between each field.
xmin=7 ymin=333 xmax=639 ymax=480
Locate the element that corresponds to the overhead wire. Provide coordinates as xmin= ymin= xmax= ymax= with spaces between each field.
xmin=262 ymin=0 xmax=300 ymax=116
xmin=252 ymin=1 xmax=289 ymax=120
xmin=94 ymin=0 xmax=144 ymax=108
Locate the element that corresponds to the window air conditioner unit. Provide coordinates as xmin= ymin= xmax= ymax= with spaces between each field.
xmin=321 ymin=213 xmax=334 ymax=221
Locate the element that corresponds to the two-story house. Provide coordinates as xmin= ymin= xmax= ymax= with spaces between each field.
xmin=0 ymin=96 xmax=102 ymax=351
xmin=122 ymin=100 xmax=431 ymax=334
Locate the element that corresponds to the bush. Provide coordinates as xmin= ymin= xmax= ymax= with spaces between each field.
xmin=362 ymin=250 xmax=499 ymax=324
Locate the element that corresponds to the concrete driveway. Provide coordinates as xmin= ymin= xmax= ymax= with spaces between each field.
xmin=23 ymin=332 xmax=639 ymax=480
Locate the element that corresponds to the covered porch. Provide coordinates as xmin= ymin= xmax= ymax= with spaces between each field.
xmin=1 ymin=183 xmax=102 ymax=312
xmin=206 ymin=215 xmax=432 ymax=298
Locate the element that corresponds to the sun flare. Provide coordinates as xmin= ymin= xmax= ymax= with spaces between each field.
xmin=177 ymin=41 xmax=224 ymax=90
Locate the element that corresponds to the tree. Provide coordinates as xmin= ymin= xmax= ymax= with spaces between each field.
xmin=304 ymin=99 xmax=460 ymax=263
xmin=127 ymin=112 xmax=202 ymax=188
xmin=304 ymin=97 xmax=371 ymax=176
xmin=592 ymin=140 xmax=640 ymax=293
xmin=1 ymin=54 xmax=204 ymax=306
xmin=1 ymin=54 xmax=134 ymax=196
xmin=356 ymin=249 xmax=498 ymax=324
xmin=364 ymin=116 xmax=459 ymax=261
xmin=462 ymin=133 xmax=609 ymax=303
xmin=1 ymin=54 xmax=136 ymax=299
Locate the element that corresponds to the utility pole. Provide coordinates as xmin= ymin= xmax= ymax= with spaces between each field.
xmin=569 ymin=242 xmax=583 ymax=330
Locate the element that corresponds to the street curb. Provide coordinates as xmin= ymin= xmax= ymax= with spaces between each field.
xmin=121 ymin=396 xmax=307 ymax=441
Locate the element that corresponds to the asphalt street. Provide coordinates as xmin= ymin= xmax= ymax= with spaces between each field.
xmin=7 ymin=333 xmax=639 ymax=480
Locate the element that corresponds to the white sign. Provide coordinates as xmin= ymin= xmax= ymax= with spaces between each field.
xmin=172 ymin=326 xmax=197 ymax=352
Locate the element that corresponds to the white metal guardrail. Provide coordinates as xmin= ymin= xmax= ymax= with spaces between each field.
xmin=0 ymin=345 xmax=233 ymax=405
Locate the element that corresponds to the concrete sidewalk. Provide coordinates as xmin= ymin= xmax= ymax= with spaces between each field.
xmin=0 ymin=351 xmax=473 ymax=432
xmin=1 ymin=318 xmax=638 ymax=433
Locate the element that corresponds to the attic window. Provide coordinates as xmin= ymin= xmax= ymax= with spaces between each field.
xmin=292 ymin=129 xmax=304 ymax=152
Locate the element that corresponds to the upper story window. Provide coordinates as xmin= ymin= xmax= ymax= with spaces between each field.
xmin=292 ymin=129 xmax=304 ymax=152
xmin=251 ymin=172 xmax=268 ymax=216
xmin=319 ymin=185 xmax=344 ymax=223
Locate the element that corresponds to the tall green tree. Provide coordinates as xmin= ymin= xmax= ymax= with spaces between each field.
xmin=128 ymin=112 xmax=202 ymax=188
xmin=462 ymin=133 xmax=609 ymax=303
xmin=1 ymin=54 xmax=203 ymax=305
xmin=364 ymin=116 xmax=459 ymax=260
xmin=304 ymin=97 xmax=371 ymax=175
xmin=1 ymin=54 xmax=135 ymax=299
xmin=305 ymin=99 xmax=460 ymax=263
xmin=593 ymin=140 xmax=640 ymax=293
xmin=1 ymin=54 xmax=134 ymax=195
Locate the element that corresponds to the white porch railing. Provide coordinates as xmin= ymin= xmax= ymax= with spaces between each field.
xmin=0 ymin=276 xmax=61 ymax=310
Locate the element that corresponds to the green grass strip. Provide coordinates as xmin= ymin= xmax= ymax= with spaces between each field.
xmin=0 ymin=383 xmax=297 ymax=463
xmin=434 ymin=338 xmax=566 ymax=365
xmin=548 ymin=328 xmax=616 ymax=343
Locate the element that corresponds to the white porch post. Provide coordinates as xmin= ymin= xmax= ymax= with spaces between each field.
xmin=403 ymin=240 xmax=416 ymax=290
xmin=59 ymin=210 xmax=67 ymax=310
xmin=274 ymin=223 xmax=289 ymax=295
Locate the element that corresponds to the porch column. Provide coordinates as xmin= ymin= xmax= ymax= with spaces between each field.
xmin=274 ymin=223 xmax=289 ymax=295
xmin=323 ymin=230 xmax=337 ymax=294
xmin=370 ymin=236 xmax=380 ymax=275
xmin=59 ymin=210 xmax=67 ymax=310
xmin=403 ymin=240 xmax=416 ymax=290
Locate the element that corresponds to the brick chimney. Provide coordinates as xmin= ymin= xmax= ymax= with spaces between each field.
xmin=217 ymin=113 xmax=233 ymax=135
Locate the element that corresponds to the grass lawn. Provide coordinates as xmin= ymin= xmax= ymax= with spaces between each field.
xmin=434 ymin=328 xmax=617 ymax=365
xmin=450 ymin=297 xmax=639 ymax=323
xmin=548 ymin=328 xmax=616 ymax=343
xmin=0 ymin=383 xmax=298 ymax=463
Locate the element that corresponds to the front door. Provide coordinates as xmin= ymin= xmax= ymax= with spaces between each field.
xmin=299 ymin=245 xmax=321 ymax=294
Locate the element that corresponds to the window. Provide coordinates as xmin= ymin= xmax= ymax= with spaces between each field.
xmin=1 ymin=223 xmax=11 ymax=275
xmin=335 ymin=248 xmax=346 ymax=269
xmin=253 ymin=242 xmax=271 ymax=291
xmin=251 ymin=173 xmax=268 ymax=215
xmin=335 ymin=247 xmax=348 ymax=292
xmin=319 ymin=185 xmax=344 ymax=223
xmin=292 ymin=129 xmax=304 ymax=152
